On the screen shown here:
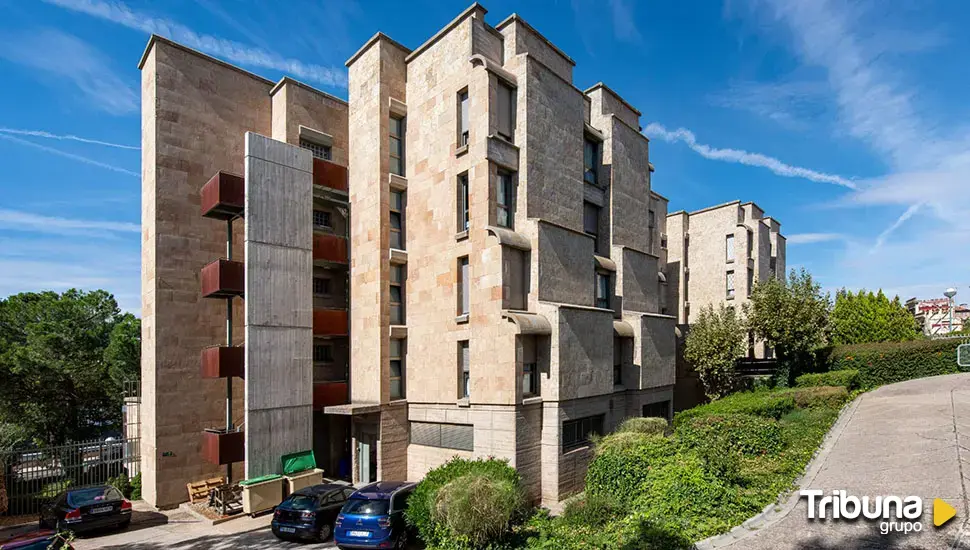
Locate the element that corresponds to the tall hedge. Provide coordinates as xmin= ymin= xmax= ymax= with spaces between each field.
xmin=830 ymin=289 xmax=920 ymax=345
xmin=827 ymin=339 xmax=963 ymax=387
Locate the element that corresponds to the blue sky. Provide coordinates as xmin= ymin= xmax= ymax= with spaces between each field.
xmin=1 ymin=0 xmax=968 ymax=314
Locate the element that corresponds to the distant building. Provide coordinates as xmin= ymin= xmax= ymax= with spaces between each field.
xmin=906 ymin=297 xmax=969 ymax=335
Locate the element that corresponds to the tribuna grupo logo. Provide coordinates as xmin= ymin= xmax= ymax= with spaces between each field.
xmin=801 ymin=490 xmax=957 ymax=535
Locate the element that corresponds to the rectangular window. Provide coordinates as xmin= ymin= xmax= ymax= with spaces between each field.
xmin=596 ymin=272 xmax=610 ymax=309
xmin=313 ymin=277 xmax=331 ymax=296
xmin=746 ymin=229 xmax=754 ymax=258
xmin=726 ymin=234 xmax=735 ymax=262
xmin=583 ymin=138 xmax=599 ymax=185
xmin=562 ymin=414 xmax=604 ymax=452
xmin=410 ymin=422 xmax=474 ymax=451
xmin=389 ymin=116 xmax=404 ymax=176
xmin=747 ymin=268 xmax=754 ymax=297
xmin=313 ymin=343 xmax=333 ymax=363
xmin=299 ymin=138 xmax=331 ymax=161
xmin=313 ymin=209 xmax=332 ymax=229
xmin=496 ymin=170 xmax=514 ymax=229
xmin=726 ymin=270 xmax=735 ymax=299
xmin=583 ymin=201 xmax=600 ymax=252
xmin=390 ymin=338 xmax=405 ymax=399
xmin=390 ymin=190 xmax=405 ymax=250
xmin=613 ymin=337 xmax=623 ymax=386
xmin=522 ymin=336 xmax=538 ymax=397
xmin=457 ymin=173 xmax=469 ymax=232
xmin=496 ymin=81 xmax=515 ymax=142
xmin=458 ymin=341 xmax=470 ymax=399
xmin=390 ymin=265 xmax=405 ymax=325
xmin=458 ymin=256 xmax=470 ymax=315
xmin=648 ymin=209 xmax=656 ymax=252
xmin=458 ymin=89 xmax=469 ymax=147
xmin=502 ymin=247 xmax=527 ymax=310
xmin=642 ymin=401 xmax=670 ymax=420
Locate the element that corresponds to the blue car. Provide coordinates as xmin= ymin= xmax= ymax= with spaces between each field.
xmin=271 ymin=483 xmax=354 ymax=542
xmin=334 ymin=481 xmax=415 ymax=549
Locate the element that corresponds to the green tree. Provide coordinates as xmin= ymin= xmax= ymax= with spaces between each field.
xmin=830 ymin=289 xmax=919 ymax=345
xmin=104 ymin=314 xmax=141 ymax=390
xmin=684 ymin=304 xmax=747 ymax=399
xmin=746 ymin=269 xmax=830 ymax=385
xmin=0 ymin=290 xmax=136 ymax=445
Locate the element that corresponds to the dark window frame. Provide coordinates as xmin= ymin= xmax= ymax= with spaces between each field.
xmin=389 ymin=116 xmax=405 ymax=176
xmin=562 ymin=414 xmax=605 ymax=452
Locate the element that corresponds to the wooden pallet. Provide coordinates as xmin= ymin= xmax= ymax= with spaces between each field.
xmin=186 ymin=477 xmax=224 ymax=503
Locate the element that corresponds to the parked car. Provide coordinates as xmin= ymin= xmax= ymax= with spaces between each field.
xmin=39 ymin=485 xmax=132 ymax=534
xmin=334 ymin=481 xmax=415 ymax=549
xmin=271 ymin=483 xmax=353 ymax=542
xmin=0 ymin=530 xmax=73 ymax=550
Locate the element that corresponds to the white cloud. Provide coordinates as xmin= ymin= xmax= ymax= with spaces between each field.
xmin=608 ymin=0 xmax=642 ymax=44
xmin=0 ymin=28 xmax=137 ymax=115
xmin=0 ymin=134 xmax=138 ymax=177
xmin=45 ymin=0 xmax=347 ymax=88
xmin=0 ymin=128 xmax=138 ymax=150
xmin=0 ymin=209 xmax=140 ymax=237
xmin=643 ymin=122 xmax=856 ymax=188
xmin=709 ymin=78 xmax=830 ymax=129
xmin=786 ymin=233 xmax=844 ymax=245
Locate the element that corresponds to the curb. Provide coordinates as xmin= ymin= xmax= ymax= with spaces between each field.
xmin=694 ymin=393 xmax=864 ymax=549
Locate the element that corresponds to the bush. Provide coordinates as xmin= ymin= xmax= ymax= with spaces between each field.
xmin=673 ymin=390 xmax=796 ymax=427
xmin=795 ymin=369 xmax=859 ymax=389
xmin=406 ymin=457 xmax=525 ymax=549
xmin=827 ymin=339 xmax=961 ymax=387
xmin=130 ymin=472 xmax=141 ymax=500
xmin=433 ymin=473 xmax=523 ymax=548
xmin=676 ymin=414 xmax=782 ymax=457
xmin=525 ymin=509 xmax=693 ymax=550
xmin=585 ymin=433 xmax=676 ymax=507
xmin=561 ymin=492 xmax=627 ymax=527
xmin=781 ymin=386 xmax=850 ymax=409
xmin=615 ymin=417 xmax=668 ymax=436
xmin=107 ymin=474 xmax=132 ymax=499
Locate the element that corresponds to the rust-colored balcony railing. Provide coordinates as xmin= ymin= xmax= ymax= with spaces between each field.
xmin=313 ymin=381 xmax=349 ymax=409
xmin=200 ymin=172 xmax=245 ymax=220
xmin=200 ymin=259 xmax=245 ymax=298
xmin=313 ymin=233 xmax=348 ymax=264
xmin=313 ymin=309 xmax=348 ymax=336
xmin=312 ymin=158 xmax=348 ymax=193
xmin=201 ymin=428 xmax=245 ymax=465
xmin=200 ymin=346 xmax=245 ymax=379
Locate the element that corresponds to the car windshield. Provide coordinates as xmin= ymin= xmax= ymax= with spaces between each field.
xmin=68 ymin=487 xmax=123 ymax=508
xmin=283 ymin=495 xmax=318 ymax=511
xmin=341 ymin=498 xmax=389 ymax=516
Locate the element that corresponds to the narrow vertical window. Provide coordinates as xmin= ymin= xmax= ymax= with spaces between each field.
xmin=747 ymin=268 xmax=754 ymax=297
xmin=726 ymin=234 xmax=735 ymax=262
xmin=459 ymin=341 xmax=470 ymax=399
xmin=390 ymin=265 xmax=405 ymax=325
xmin=496 ymin=81 xmax=515 ymax=142
xmin=502 ymin=247 xmax=527 ymax=310
xmin=496 ymin=170 xmax=514 ymax=229
xmin=583 ymin=201 xmax=600 ymax=253
xmin=458 ymin=256 xmax=470 ymax=316
xmin=726 ymin=270 xmax=735 ymax=299
xmin=584 ymin=138 xmax=599 ymax=185
xmin=389 ymin=116 xmax=405 ymax=176
xmin=596 ymin=272 xmax=611 ymax=309
xmin=390 ymin=190 xmax=405 ymax=250
xmin=458 ymin=89 xmax=469 ymax=147
xmin=390 ymin=338 xmax=405 ymax=399
xmin=648 ymin=209 xmax=656 ymax=252
xmin=457 ymin=173 xmax=469 ymax=232
xmin=522 ymin=336 xmax=538 ymax=397
xmin=746 ymin=229 xmax=754 ymax=258
xmin=613 ymin=337 xmax=623 ymax=386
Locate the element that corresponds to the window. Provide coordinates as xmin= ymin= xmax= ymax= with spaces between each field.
xmin=457 ymin=173 xmax=470 ymax=232
xmin=747 ymin=268 xmax=754 ymax=297
xmin=522 ymin=336 xmax=538 ymax=397
xmin=300 ymin=138 xmax=331 ymax=161
xmin=613 ymin=337 xmax=623 ymax=386
xmin=390 ymin=265 xmax=405 ymax=325
xmin=496 ymin=80 xmax=515 ymax=142
xmin=389 ymin=116 xmax=405 ymax=176
xmin=390 ymin=190 xmax=405 ymax=250
xmin=458 ymin=256 xmax=470 ymax=316
xmin=726 ymin=234 xmax=735 ymax=262
xmin=313 ymin=209 xmax=332 ymax=229
xmin=496 ymin=170 xmax=514 ymax=228
xmin=770 ymin=256 xmax=777 ymax=275
xmin=458 ymin=341 xmax=470 ymax=399
xmin=390 ymin=338 xmax=405 ymax=399
xmin=458 ymin=89 xmax=469 ymax=147
xmin=746 ymin=229 xmax=754 ymax=258
xmin=765 ymin=346 xmax=775 ymax=359
xmin=313 ymin=277 xmax=331 ymax=296
xmin=726 ymin=270 xmax=735 ymax=299
xmin=648 ymin=210 xmax=656 ymax=252
xmin=661 ymin=233 xmax=668 ymax=249
xmin=583 ymin=138 xmax=599 ymax=185
xmin=410 ymin=422 xmax=474 ymax=451
xmin=502 ymin=247 xmax=527 ymax=310
xmin=562 ymin=414 xmax=604 ymax=452
xmin=583 ymin=202 xmax=600 ymax=252
xmin=313 ymin=343 xmax=333 ymax=363
xmin=596 ymin=272 xmax=611 ymax=309
xmin=642 ymin=401 xmax=670 ymax=420
xmin=748 ymin=331 xmax=755 ymax=359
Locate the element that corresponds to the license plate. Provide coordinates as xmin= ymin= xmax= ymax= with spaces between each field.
xmin=279 ymin=527 xmax=296 ymax=534
xmin=90 ymin=506 xmax=113 ymax=514
xmin=348 ymin=530 xmax=370 ymax=537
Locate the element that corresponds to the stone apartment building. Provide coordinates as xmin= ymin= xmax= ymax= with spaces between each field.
xmin=139 ymin=3 xmax=675 ymax=510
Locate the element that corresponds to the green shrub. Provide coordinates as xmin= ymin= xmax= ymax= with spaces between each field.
xmin=616 ymin=416 xmax=669 ymax=436
xmin=673 ymin=390 xmax=796 ymax=427
xmin=433 ymin=473 xmax=523 ymax=548
xmin=107 ymin=474 xmax=132 ymax=499
xmin=781 ymin=386 xmax=850 ymax=409
xmin=585 ymin=433 xmax=676 ymax=507
xmin=406 ymin=457 xmax=525 ymax=549
xmin=525 ymin=508 xmax=693 ymax=550
xmin=827 ymin=339 xmax=961 ymax=387
xmin=795 ymin=369 xmax=859 ymax=389
xmin=676 ymin=414 xmax=782 ymax=457
xmin=130 ymin=472 xmax=142 ymax=500
xmin=561 ymin=492 xmax=627 ymax=528
xmin=40 ymin=479 xmax=71 ymax=499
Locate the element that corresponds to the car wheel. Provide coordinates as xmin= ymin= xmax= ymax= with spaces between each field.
xmin=120 ymin=518 xmax=131 ymax=529
xmin=317 ymin=522 xmax=333 ymax=541
xmin=395 ymin=530 xmax=408 ymax=549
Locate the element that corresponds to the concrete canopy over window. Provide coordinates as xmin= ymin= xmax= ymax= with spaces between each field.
xmin=613 ymin=320 xmax=635 ymax=338
xmin=502 ymin=311 xmax=552 ymax=335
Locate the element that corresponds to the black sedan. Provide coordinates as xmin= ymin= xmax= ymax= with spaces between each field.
xmin=39 ymin=485 xmax=132 ymax=534
xmin=272 ymin=483 xmax=354 ymax=542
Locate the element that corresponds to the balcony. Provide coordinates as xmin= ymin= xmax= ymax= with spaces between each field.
xmin=313 ymin=381 xmax=349 ymax=409
xmin=313 ymin=234 xmax=348 ymax=264
xmin=201 ymin=259 xmax=245 ymax=298
xmin=312 ymin=158 xmax=348 ymax=193
xmin=201 ymin=428 xmax=244 ymax=465
xmin=200 ymin=172 xmax=245 ymax=220
xmin=200 ymin=346 xmax=244 ymax=379
xmin=313 ymin=309 xmax=348 ymax=336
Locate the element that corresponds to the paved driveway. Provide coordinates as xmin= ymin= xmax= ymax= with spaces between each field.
xmin=704 ymin=373 xmax=970 ymax=550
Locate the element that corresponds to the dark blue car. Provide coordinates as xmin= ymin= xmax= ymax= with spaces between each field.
xmin=334 ymin=481 xmax=415 ymax=549
xmin=271 ymin=483 xmax=354 ymax=542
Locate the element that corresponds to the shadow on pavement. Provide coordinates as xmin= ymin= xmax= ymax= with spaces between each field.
xmin=90 ymin=526 xmax=328 ymax=549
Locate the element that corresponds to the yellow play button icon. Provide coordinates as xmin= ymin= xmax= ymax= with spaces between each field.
xmin=934 ymin=498 xmax=957 ymax=527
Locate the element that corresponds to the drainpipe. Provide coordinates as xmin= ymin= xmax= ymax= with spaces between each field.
xmin=226 ymin=218 xmax=234 ymax=484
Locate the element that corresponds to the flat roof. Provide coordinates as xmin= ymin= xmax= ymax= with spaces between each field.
xmin=584 ymin=82 xmax=642 ymax=117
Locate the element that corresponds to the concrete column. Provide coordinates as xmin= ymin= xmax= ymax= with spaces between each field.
xmin=244 ymin=132 xmax=314 ymax=477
